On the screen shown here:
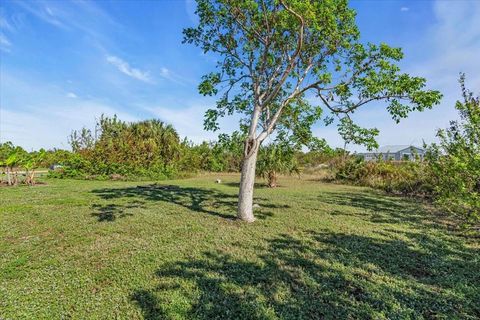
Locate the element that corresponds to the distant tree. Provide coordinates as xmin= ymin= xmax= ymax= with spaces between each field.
xmin=257 ymin=142 xmax=299 ymax=187
xmin=426 ymin=74 xmax=480 ymax=224
xmin=69 ymin=127 xmax=95 ymax=153
xmin=0 ymin=142 xmax=15 ymax=161
xmin=338 ymin=117 xmax=379 ymax=160
xmin=184 ymin=0 xmax=442 ymax=221
xmin=0 ymin=142 xmax=15 ymax=185
xmin=0 ymin=144 xmax=26 ymax=186
xmin=68 ymin=115 xmax=182 ymax=178
xmin=42 ymin=149 xmax=74 ymax=168
xmin=23 ymin=149 xmax=46 ymax=186
xmin=213 ymin=131 xmax=246 ymax=171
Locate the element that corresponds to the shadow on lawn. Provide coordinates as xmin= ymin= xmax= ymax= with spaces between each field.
xmin=318 ymin=191 xmax=433 ymax=226
xmin=91 ymin=184 xmax=285 ymax=221
xmin=91 ymin=200 xmax=146 ymax=222
xmin=131 ymin=230 xmax=480 ymax=319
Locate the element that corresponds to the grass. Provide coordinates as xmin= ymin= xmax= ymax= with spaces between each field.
xmin=1 ymin=174 xmax=479 ymax=319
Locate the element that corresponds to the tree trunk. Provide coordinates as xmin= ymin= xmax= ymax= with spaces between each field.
xmin=267 ymin=171 xmax=277 ymax=188
xmin=30 ymin=170 xmax=36 ymax=186
xmin=237 ymin=144 xmax=259 ymax=222
xmin=25 ymin=170 xmax=30 ymax=186
xmin=13 ymin=170 xmax=18 ymax=185
xmin=6 ymin=167 xmax=12 ymax=186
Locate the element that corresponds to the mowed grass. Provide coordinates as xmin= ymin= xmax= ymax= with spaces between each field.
xmin=1 ymin=174 xmax=478 ymax=319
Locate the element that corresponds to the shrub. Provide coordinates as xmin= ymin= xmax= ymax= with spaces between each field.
xmin=257 ymin=142 xmax=299 ymax=188
xmin=333 ymin=156 xmax=432 ymax=197
xmin=330 ymin=75 xmax=479 ymax=226
xmin=425 ymin=75 xmax=480 ymax=224
xmin=57 ymin=116 xmax=182 ymax=180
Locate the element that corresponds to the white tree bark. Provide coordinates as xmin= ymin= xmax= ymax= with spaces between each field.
xmin=237 ymin=144 xmax=259 ymax=222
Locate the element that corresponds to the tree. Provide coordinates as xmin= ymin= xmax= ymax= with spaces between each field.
xmin=0 ymin=145 xmax=26 ymax=186
xmin=0 ymin=142 xmax=15 ymax=185
xmin=68 ymin=115 xmax=182 ymax=178
xmin=257 ymin=141 xmax=299 ymax=187
xmin=338 ymin=117 xmax=379 ymax=160
xmin=184 ymin=0 xmax=442 ymax=222
xmin=426 ymin=74 xmax=480 ymax=224
xmin=69 ymin=127 xmax=95 ymax=153
xmin=23 ymin=149 xmax=46 ymax=186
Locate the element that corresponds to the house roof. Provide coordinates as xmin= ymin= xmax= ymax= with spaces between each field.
xmin=373 ymin=145 xmax=422 ymax=153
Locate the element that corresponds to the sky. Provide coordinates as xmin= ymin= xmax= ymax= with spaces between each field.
xmin=0 ymin=0 xmax=479 ymax=151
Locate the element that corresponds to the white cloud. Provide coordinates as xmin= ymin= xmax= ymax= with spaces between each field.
xmin=45 ymin=6 xmax=54 ymax=16
xmin=0 ymin=70 xmax=223 ymax=150
xmin=106 ymin=55 xmax=153 ymax=83
xmin=0 ymin=71 xmax=139 ymax=150
xmin=0 ymin=13 xmax=14 ymax=32
xmin=0 ymin=12 xmax=14 ymax=52
xmin=158 ymin=66 xmax=189 ymax=85
xmin=11 ymin=0 xmax=121 ymax=43
xmin=147 ymin=103 xmax=240 ymax=143
xmin=375 ymin=1 xmax=480 ymax=152
xmin=400 ymin=0 xmax=480 ymax=138
xmin=1 ymin=103 xmax=138 ymax=151
xmin=0 ymin=32 xmax=11 ymax=51
xmin=14 ymin=1 xmax=66 ymax=29
xmin=160 ymin=67 xmax=171 ymax=79
xmin=400 ymin=7 xmax=409 ymax=12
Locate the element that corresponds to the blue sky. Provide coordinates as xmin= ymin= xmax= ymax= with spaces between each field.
xmin=1 ymin=0 xmax=479 ymax=151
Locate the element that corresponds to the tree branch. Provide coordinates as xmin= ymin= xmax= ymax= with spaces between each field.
xmin=261 ymin=0 xmax=305 ymax=107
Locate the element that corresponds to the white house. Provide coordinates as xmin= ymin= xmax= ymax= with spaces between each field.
xmin=360 ymin=145 xmax=425 ymax=161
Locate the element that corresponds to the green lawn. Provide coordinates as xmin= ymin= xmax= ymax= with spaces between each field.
xmin=1 ymin=174 xmax=478 ymax=319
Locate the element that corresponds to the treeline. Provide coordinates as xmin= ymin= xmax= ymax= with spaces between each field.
xmin=0 ymin=115 xmax=327 ymax=183
xmin=0 ymin=114 xmax=342 ymax=186
xmin=62 ymin=117 xmax=261 ymax=179
xmin=61 ymin=116 xmax=341 ymax=185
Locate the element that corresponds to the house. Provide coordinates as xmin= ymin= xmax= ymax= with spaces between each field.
xmin=360 ymin=145 xmax=425 ymax=161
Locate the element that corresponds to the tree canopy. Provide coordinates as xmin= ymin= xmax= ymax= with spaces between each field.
xmin=184 ymin=0 xmax=442 ymax=151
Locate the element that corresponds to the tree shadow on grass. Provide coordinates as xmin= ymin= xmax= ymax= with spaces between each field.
xmin=91 ymin=200 xmax=146 ymax=222
xmin=91 ymin=184 xmax=284 ymax=221
xmin=131 ymin=230 xmax=479 ymax=319
xmin=318 ymin=190 xmax=436 ymax=226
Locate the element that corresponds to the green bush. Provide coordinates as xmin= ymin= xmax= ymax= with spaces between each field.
xmin=54 ymin=116 xmax=182 ymax=180
xmin=257 ymin=142 xmax=299 ymax=187
xmin=425 ymin=75 xmax=480 ymax=224
xmin=52 ymin=117 xmax=245 ymax=180
xmin=329 ymin=76 xmax=479 ymax=226
xmin=333 ymin=157 xmax=433 ymax=197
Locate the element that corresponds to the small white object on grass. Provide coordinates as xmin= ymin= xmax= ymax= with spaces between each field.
xmin=215 ymin=179 xmax=222 ymax=184
xmin=253 ymin=203 xmax=261 ymax=209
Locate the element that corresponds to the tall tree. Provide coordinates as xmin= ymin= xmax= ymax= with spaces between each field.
xmin=184 ymin=0 xmax=442 ymax=222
